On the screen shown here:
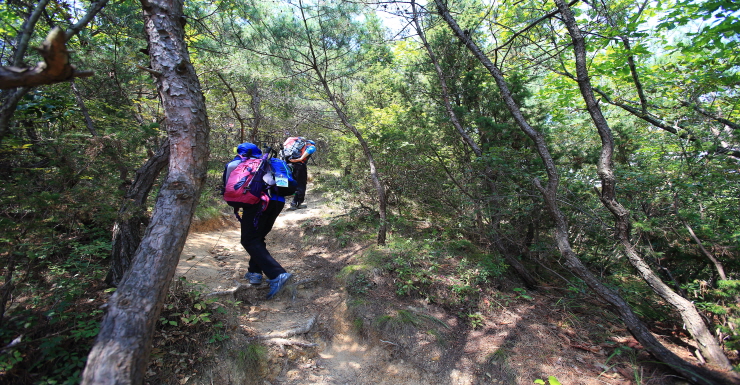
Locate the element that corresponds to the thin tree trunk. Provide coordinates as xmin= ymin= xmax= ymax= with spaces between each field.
xmin=0 ymin=253 xmax=16 ymax=328
xmin=247 ymin=79 xmax=262 ymax=142
xmin=433 ymin=1 xmax=735 ymax=383
xmin=71 ymin=82 xmax=99 ymax=137
xmin=215 ymin=72 xmax=247 ymax=143
xmin=81 ymin=0 xmax=211 ymax=382
xmin=410 ymin=0 xmax=537 ymax=288
xmin=12 ymin=0 xmax=51 ymax=66
xmin=673 ymin=196 xmax=727 ymax=281
xmin=553 ymin=0 xmax=732 ymax=371
xmin=319 ymin=76 xmax=387 ymax=245
xmin=106 ymin=139 xmax=170 ymax=287
xmin=297 ymin=0 xmax=387 ymax=245
xmin=0 ymin=88 xmax=30 ymax=142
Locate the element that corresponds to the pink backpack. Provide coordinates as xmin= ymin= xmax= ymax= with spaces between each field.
xmin=223 ymin=155 xmax=266 ymax=206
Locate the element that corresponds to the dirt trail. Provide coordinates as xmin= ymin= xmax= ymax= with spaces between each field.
xmin=176 ymin=184 xmax=699 ymax=385
xmin=177 ymin=187 xmax=442 ymax=384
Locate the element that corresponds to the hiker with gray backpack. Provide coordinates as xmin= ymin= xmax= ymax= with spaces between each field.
xmin=282 ymin=136 xmax=316 ymax=211
xmin=222 ymin=142 xmax=293 ymax=300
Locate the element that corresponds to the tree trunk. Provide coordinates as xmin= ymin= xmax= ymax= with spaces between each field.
xmin=674 ymin=196 xmax=727 ymax=281
xmin=410 ymin=1 xmax=537 ymax=288
xmin=321 ymin=80 xmax=388 ymax=245
xmin=297 ymin=0 xmax=388 ymax=245
xmin=553 ymin=0 xmax=731 ymax=371
xmin=81 ymin=0 xmax=211 ymax=382
xmin=433 ymin=1 xmax=736 ymax=383
xmin=215 ymin=72 xmax=248 ymax=143
xmin=106 ymin=139 xmax=170 ymax=287
xmin=247 ymin=79 xmax=262 ymax=142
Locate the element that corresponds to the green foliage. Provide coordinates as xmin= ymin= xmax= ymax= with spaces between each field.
xmin=338 ymin=265 xmax=373 ymax=296
xmin=467 ymin=312 xmax=485 ymax=329
xmin=683 ymin=280 xmax=740 ymax=350
xmin=158 ymin=277 xmax=225 ymax=330
xmin=534 ymin=376 xmax=562 ymax=385
xmin=361 ymin=234 xmax=507 ymax=310
xmin=304 ymin=206 xmax=378 ymax=248
xmin=145 ymin=278 xmax=231 ymax=382
xmin=0 ymin=233 xmax=109 ymax=384
xmin=604 ymin=346 xmax=643 ymax=383
xmin=512 ymin=288 xmax=533 ymax=301
xmin=609 ymin=274 xmax=672 ymax=322
xmin=238 ymin=343 xmax=267 ymax=368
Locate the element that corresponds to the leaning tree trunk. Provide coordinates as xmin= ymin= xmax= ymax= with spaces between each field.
xmin=81 ymin=0 xmax=211 ymax=383
xmin=106 ymin=139 xmax=170 ymax=287
xmin=410 ymin=0 xmax=537 ymax=288
xmin=553 ymin=0 xmax=732 ymax=370
xmin=433 ymin=1 xmax=735 ymax=383
xmin=297 ymin=0 xmax=388 ymax=245
xmin=319 ymin=75 xmax=388 ymax=245
xmin=215 ymin=72 xmax=248 ymax=143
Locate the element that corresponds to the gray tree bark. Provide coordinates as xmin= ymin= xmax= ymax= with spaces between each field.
xmin=106 ymin=139 xmax=170 ymax=287
xmin=81 ymin=0 xmax=211 ymax=382
xmin=433 ymin=1 xmax=736 ymax=383
xmin=553 ymin=0 xmax=732 ymax=371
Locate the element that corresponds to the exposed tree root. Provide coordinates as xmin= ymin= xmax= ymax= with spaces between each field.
xmin=251 ymin=315 xmax=317 ymax=340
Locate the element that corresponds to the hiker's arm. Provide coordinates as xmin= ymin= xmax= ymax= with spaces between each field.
xmin=289 ymin=145 xmax=316 ymax=163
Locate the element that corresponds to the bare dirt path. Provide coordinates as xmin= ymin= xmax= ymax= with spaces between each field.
xmin=177 ymin=186 xmax=440 ymax=384
xmin=175 ymin=184 xmax=699 ymax=385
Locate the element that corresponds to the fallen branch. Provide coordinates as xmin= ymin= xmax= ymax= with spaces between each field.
xmin=0 ymin=27 xmax=93 ymax=89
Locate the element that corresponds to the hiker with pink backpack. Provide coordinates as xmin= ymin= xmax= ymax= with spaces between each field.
xmin=222 ymin=142 xmax=292 ymax=300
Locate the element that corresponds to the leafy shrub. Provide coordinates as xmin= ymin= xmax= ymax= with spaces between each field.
xmin=0 ymin=235 xmax=109 ymax=385
xmin=145 ymin=277 xmax=232 ymax=383
xmin=684 ymin=279 xmax=740 ymax=351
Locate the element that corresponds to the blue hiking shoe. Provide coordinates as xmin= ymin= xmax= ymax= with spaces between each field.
xmin=245 ymin=272 xmax=263 ymax=286
xmin=266 ymin=273 xmax=293 ymax=300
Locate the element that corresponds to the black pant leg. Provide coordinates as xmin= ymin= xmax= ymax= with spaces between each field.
xmin=291 ymin=162 xmax=307 ymax=206
xmin=240 ymin=203 xmax=286 ymax=279
xmin=259 ymin=200 xmax=285 ymax=240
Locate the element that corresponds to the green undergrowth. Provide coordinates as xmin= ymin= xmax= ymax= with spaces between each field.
xmin=326 ymin=209 xmax=654 ymax=350
xmin=144 ymin=277 xmax=233 ymax=384
xmin=365 ymin=235 xmax=509 ymax=311
xmin=302 ymin=205 xmax=379 ymax=248
xmin=0 ymin=229 xmax=231 ymax=385
xmin=192 ymin=187 xmax=227 ymax=224
xmin=0 ymin=232 xmax=111 ymax=385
